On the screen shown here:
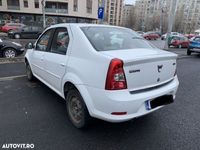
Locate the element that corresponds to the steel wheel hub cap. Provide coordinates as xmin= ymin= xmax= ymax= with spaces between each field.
xmin=69 ymin=96 xmax=83 ymax=123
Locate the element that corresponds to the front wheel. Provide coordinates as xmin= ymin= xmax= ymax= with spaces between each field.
xmin=3 ymin=48 xmax=16 ymax=58
xmin=187 ymin=49 xmax=192 ymax=55
xmin=26 ymin=63 xmax=34 ymax=81
xmin=66 ymin=89 xmax=90 ymax=129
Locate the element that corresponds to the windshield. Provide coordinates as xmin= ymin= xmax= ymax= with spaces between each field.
xmin=81 ymin=27 xmax=154 ymax=51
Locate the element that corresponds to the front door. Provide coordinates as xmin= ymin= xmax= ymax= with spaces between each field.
xmin=30 ymin=29 xmax=54 ymax=80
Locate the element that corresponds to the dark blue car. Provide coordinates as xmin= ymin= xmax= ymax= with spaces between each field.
xmin=187 ymin=36 xmax=200 ymax=55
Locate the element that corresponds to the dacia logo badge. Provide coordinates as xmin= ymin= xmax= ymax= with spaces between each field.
xmin=157 ymin=65 xmax=163 ymax=73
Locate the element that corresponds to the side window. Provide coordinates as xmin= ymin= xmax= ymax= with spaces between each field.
xmin=50 ymin=28 xmax=69 ymax=55
xmin=32 ymin=26 xmax=40 ymax=31
xmin=194 ymin=37 xmax=200 ymax=41
xmin=22 ymin=26 xmax=31 ymax=31
xmin=36 ymin=29 xmax=52 ymax=51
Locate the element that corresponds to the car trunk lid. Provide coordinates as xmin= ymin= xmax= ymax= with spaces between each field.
xmin=101 ymin=48 xmax=177 ymax=91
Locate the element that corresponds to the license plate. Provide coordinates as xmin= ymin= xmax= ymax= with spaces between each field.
xmin=145 ymin=95 xmax=174 ymax=110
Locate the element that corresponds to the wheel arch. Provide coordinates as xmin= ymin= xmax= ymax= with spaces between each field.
xmin=2 ymin=47 xmax=17 ymax=56
xmin=62 ymin=77 xmax=94 ymax=116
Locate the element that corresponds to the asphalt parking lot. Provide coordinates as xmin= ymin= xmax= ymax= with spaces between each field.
xmin=1 ymin=54 xmax=200 ymax=149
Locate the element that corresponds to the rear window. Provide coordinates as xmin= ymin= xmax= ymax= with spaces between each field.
xmin=81 ymin=27 xmax=154 ymax=51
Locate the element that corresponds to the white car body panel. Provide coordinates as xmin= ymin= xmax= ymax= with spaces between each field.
xmin=25 ymin=23 xmax=179 ymax=122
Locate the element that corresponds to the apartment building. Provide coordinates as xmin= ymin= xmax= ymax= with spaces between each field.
xmin=181 ymin=0 xmax=200 ymax=33
xmin=0 ymin=0 xmax=98 ymax=26
xmin=122 ymin=4 xmax=133 ymax=27
xmin=134 ymin=0 xmax=170 ymax=31
xmin=102 ymin=0 xmax=123 ymax=26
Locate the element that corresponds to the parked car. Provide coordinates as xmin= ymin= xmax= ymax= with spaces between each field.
xmin=0 ymin=23 xmax=5 ymax=31
xmin=161 ymin=32 xmax=181 ymax=40
xmin=143 ymin=32 xmax=160 ymax=40
xmin=25 ymin=24 xmax=179 ymax=128
xmin=136 ymin=31 xmax=145 ymax=36
xmin=184 ymin=34 xmax=196 ymax=39
xmin=154 ymin=31 xmax=162 ymax=36
xmin=8 ymin=26 xmax=43 ymax=39
xmin=0 ymin=23 xmax=25 ymax=33
xmin=0 ymin=38 xmax=24 ymax=58
xmin=187 ymin=36 xmax=200 ymax=55
xmin=169 ymin=36 xmax=189 ymax=48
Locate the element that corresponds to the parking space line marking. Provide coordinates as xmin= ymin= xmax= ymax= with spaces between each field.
xmin=0 ymin=60 xmax=24 ymax=65
xmin=0 ymin=75 xmax=26 ymax=81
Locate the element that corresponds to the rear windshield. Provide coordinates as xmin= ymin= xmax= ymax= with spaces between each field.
xmin=81 ymin=27 xmax=154 ymax=51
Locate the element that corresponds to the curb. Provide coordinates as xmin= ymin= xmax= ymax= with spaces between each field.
xmin=0 ymin=57 xmax=24 ymax=64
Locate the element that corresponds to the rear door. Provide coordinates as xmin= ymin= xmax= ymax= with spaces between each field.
xmin=32 ymin=26 xmax=41 ymax=39
xmin=30 ymin=29 xmax=54 ymax=80
xmin=21 ymin=26 xmax=32 ymax=38
xmin=43 ymin=26 xmax=71 ymax=92
xmin=182 ymin=37 xmax=189 ymax=47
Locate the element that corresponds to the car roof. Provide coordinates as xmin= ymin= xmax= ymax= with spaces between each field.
xmin=47 ymin=23 xmax=128 ymax=30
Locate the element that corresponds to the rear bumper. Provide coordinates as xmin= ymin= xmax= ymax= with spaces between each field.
xmin=81 ymin=76 xmax=179 ymax=122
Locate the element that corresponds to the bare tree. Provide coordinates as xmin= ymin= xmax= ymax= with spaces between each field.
xmin=123 ymin=6 xmax=136 ymax=29
xmin=173 ymin=6 xmax=184 ymax=33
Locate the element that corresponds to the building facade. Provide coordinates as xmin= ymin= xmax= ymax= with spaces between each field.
xmin=122 ymin=4 xmax=133 ymax=28
xmin=0 ymin=0 xmax=98 ymax=26
xmin=134 ymin=0 xmax=200 ymax=33
xmin=181 ymin=0 xmax=200 ymax=33
xmin=134 ymin=0 xmax=171 ymax=32
xmin=101 ymin=0 xmax=123 ymax=26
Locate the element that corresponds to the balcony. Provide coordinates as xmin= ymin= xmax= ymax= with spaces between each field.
xmin=7 ymin=5 xmax=20 ymax=10
xmin=45 ymin=8 xmax=68 ymax=14
xmin=45 ymin=2 xmax=68 ymax=14
xmin=7 ymin=0 xmax=20 ymax=10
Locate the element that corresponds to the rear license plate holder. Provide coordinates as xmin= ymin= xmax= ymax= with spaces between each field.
xmin=145 ymin=95 xmax=174 ymax=110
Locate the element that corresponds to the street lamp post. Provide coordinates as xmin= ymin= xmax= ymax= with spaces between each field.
xmin=160 ymin=0 xmax=163 ymax=35
xmin=41 ymin=0 xmax=46 ymax=28
xmin=164 ymin=0 xmax=178 ymax=50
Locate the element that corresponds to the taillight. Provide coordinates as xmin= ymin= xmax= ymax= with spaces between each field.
xmin=105 ymin=58 xmax=127 ymax=90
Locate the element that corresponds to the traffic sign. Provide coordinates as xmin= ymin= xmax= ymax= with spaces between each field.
xmin=98 ymin=7 xmax=104 ymax=19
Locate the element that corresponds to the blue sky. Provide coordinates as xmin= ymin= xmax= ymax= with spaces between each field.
xmin=125 ymin=0 xmax=136 ymax=4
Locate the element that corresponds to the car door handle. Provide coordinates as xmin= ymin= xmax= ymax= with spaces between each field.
xmin=60 ymin=63 xmax=66 ymax=67
xmin=40 ymin=58 xmax=44 ymax=61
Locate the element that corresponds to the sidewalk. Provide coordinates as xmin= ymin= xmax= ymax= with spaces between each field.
xmin=0 ymin=32 xmax=7 ymax=38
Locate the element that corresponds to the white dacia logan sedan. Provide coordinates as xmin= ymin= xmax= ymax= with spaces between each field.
xmin=25 ymin=24 xmax=179 ymax=128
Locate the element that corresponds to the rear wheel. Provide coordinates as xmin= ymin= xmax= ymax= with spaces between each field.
xmin=3 ymin=48 xmax=16 ymax=58
xmin=66 ymin=89 xmax=90 ymax=129
xmin=187 ymin=49 xmax=192 ymax=55
xmin=14 ymin=33 xmax=20 ymax=39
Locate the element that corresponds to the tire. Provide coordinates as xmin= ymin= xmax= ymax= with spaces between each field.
xmin=187 ymin=49 xmax=191 ymax=55
xmin=66 ymin=89 xmax=90 ymax=129
xmin=14 ymin=33 xmax=20 ymax=39
xmin=26 ymin=63 xmax=34 ymax=81
xmin=3 ymin=48 xmax=16 ymax=58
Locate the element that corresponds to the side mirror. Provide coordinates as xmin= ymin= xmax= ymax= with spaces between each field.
xmin=25 ymin=42 xmax=34 ymax=49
